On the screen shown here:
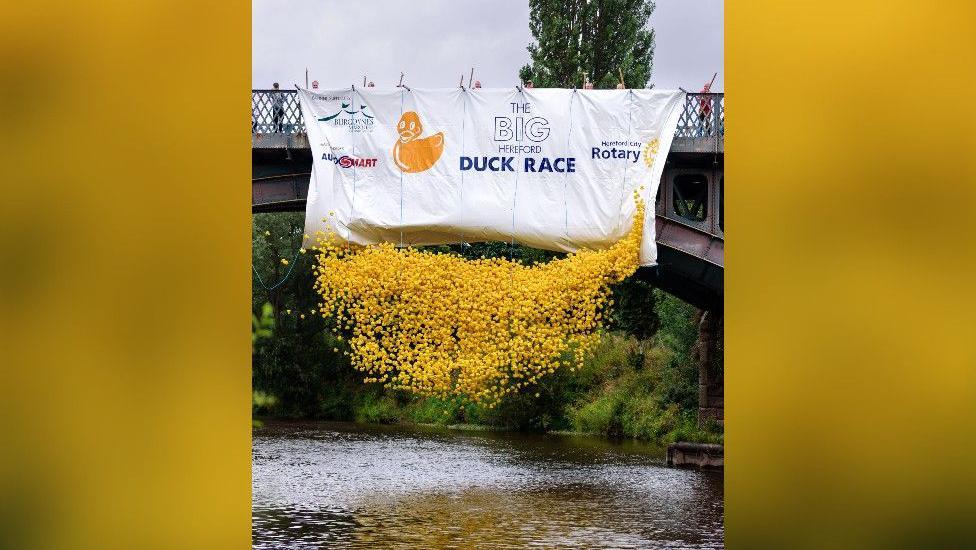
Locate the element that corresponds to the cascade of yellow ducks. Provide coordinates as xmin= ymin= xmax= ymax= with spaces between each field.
xmin=310 ymin=195 xmax=645 ymax=406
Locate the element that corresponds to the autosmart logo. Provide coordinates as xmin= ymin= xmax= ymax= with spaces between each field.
xmin=338 ymin=155 xmax=377 ymax=168
xmin=323 ymin=152 xmax=377 ymax=168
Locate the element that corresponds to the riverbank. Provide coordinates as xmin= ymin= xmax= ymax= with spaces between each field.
xmin=254 ymin=331 xmax=723 ymax=447
xmin=256 ymin=415 xmax=719 ymax=448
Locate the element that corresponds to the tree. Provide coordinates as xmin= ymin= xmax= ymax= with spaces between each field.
xmin=610 ymin=278 xmax=659 ymax=341
xmin=519 ymin=0 xmax=655 ymax=89
xmin=252 ymin=212 xmax=356 ymax=417
xmin=252 ymin=212 xmax=306 ymax=328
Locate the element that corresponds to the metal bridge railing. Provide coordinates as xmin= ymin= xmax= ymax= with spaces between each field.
xmin=675 ymin=92 xmax=725 ymax=138
xmin=252 ymin=89 xmax=305 ymax=134
xmin=252 ymin=90 xmax=725 ymax=139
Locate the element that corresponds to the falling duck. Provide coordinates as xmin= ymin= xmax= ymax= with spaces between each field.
xmin=392 ymin=111 xmax=444 ymax=173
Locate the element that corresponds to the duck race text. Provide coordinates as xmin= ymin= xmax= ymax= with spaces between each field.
xmin=459 ymin=156 xmax=577 ymax=173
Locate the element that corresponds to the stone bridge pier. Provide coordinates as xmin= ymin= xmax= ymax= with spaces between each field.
xmin=693 ymin=309 xmax=724 ymax=427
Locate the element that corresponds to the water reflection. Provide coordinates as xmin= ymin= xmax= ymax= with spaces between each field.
xmin=253 ymin=421 xmax=723 ymax=548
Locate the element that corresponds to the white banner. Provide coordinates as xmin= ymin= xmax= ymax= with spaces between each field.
xmin=298 ymin=87 xmax=685 ymax=265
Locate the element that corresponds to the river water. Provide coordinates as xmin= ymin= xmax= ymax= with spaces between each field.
xmin=253 ymin=420 xmax=724 ymax=549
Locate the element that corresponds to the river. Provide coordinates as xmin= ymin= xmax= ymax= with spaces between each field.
xmin=253 ymin=420 xmax=724 ymax=548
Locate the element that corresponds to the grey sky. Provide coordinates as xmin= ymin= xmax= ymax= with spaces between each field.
xmin=252 ymin=0 xmax=722 ymax=91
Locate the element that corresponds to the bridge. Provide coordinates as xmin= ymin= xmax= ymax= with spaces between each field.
xmin=251 ymin=90 xmax=724 ymax=311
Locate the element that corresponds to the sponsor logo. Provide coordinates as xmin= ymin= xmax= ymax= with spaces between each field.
xmin=642 ymin=138 xmax=660 ymax=167
xmin=591 ymin=140 xmax=644 ymax=163
xmin=316 ymin=100 xmax=375 ymax=133
xmin=322 ymin=152 xmax=377 ymax=168
xmin=392 ymin=111 xmax=444 ymax=173
xmin=338 ymin=155 xmax=377 ymax=168
xmin=589 ymin=139 xmax=659 ymax=167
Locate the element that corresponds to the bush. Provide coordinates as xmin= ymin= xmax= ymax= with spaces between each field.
xmin=402 ymin=397 xmax=464 ymax=425
xmin=565 ymin=316 xmax=723 ymax=444
xmin=354 ymin=393 xmax=401 ymax=424
xmin=570 ymin=391 xmax=623 ymax=436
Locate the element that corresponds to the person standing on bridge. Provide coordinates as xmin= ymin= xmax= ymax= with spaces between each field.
xmin=271 ymin=82 xmax=285 ymax=133
xmin=697 ymin=73 xmax=718 ymax=137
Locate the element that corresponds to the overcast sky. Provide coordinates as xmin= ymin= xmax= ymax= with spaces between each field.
xmin=252 ymin=0 xmax=722 ymax=91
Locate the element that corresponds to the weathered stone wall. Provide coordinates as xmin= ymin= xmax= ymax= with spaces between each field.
xmin=693 ymin=309 xmax=724 ymax=427
xmin=667 ymin=442 xmax=724 ymax=469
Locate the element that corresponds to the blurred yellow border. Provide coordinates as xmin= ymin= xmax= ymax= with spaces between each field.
xmin=727 ymin=1 xmax=976 ymax=548
xmin=0 ymin=2 xmax=251 ymax=549
xmin=2 ymin=1 xmax=975 ymax=548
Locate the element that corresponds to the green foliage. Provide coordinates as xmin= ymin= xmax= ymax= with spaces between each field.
xmin=354 ymin=393 xmax=400 ymax=424
xmin=252 ymin=213 xmax=355 ymax=417
xmin=571 ymin=390 xmax=622 ymax=436
xmin=567 ymin=303 xmax=720 ymax=444
xmin=252 ymin=390 xmax=278 ymax=413
xmin=251 ymin=302 xmax=277 ymax=428
xmin=609 ymin=278 xmax=659 ymax=341
xmin=655 ymin=288 xmax=699 ymax=352
xmin=519 ymin=0 xmax=656 ymax=89
xmin=566 ymin=330 xmax=721 ymax=444
xmin=402 ymin=397 xmax=462 ymax=425
xmin=651 ymin=289 xmax=701 ymax=410
xmin=252 ymin=302 xmax=274 ymax=348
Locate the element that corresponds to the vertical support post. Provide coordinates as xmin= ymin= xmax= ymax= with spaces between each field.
xmin=709 ymin=171 xmax=717 ymax=235
xmin=694 ymin=309 xmax=724 ymax=428
xmin=657 ymin=169 xmax=667 ymax=217
xmin=713 ymin=94 xmax=722 ymax=146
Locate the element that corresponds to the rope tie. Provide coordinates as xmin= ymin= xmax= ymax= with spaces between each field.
xmin=253 ymin=248 xmax=302 ymax=292
xmin=457 ymin=87 xmax=468 ymax=247
xmin=510 ymin=86 xmax=528 ymax=272
xmin=399 ymin=88 xmax=405 ymax=247
xmin=621 ymin=90 xmax=634 ymax=232
xmin=563 ymin=89 xmax=576 ymax=237
xmin=349 ymin=85 xmax=360 ymax=242
xmin=454 ymin=87 xmax=469 ymax=343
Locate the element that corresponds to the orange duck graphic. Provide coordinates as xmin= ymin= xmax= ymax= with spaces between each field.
xmin=392 ymin=111 xmax=444 ymax=173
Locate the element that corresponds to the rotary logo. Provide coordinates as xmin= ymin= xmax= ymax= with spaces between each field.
xmin=642 ymin=138 xmax=660 ymax=168
xmin=392 ymin=111 xmax=444 ymax=173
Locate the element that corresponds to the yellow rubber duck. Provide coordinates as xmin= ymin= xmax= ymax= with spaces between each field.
xmin=392 ymin=111 xmax=444 ymax=173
